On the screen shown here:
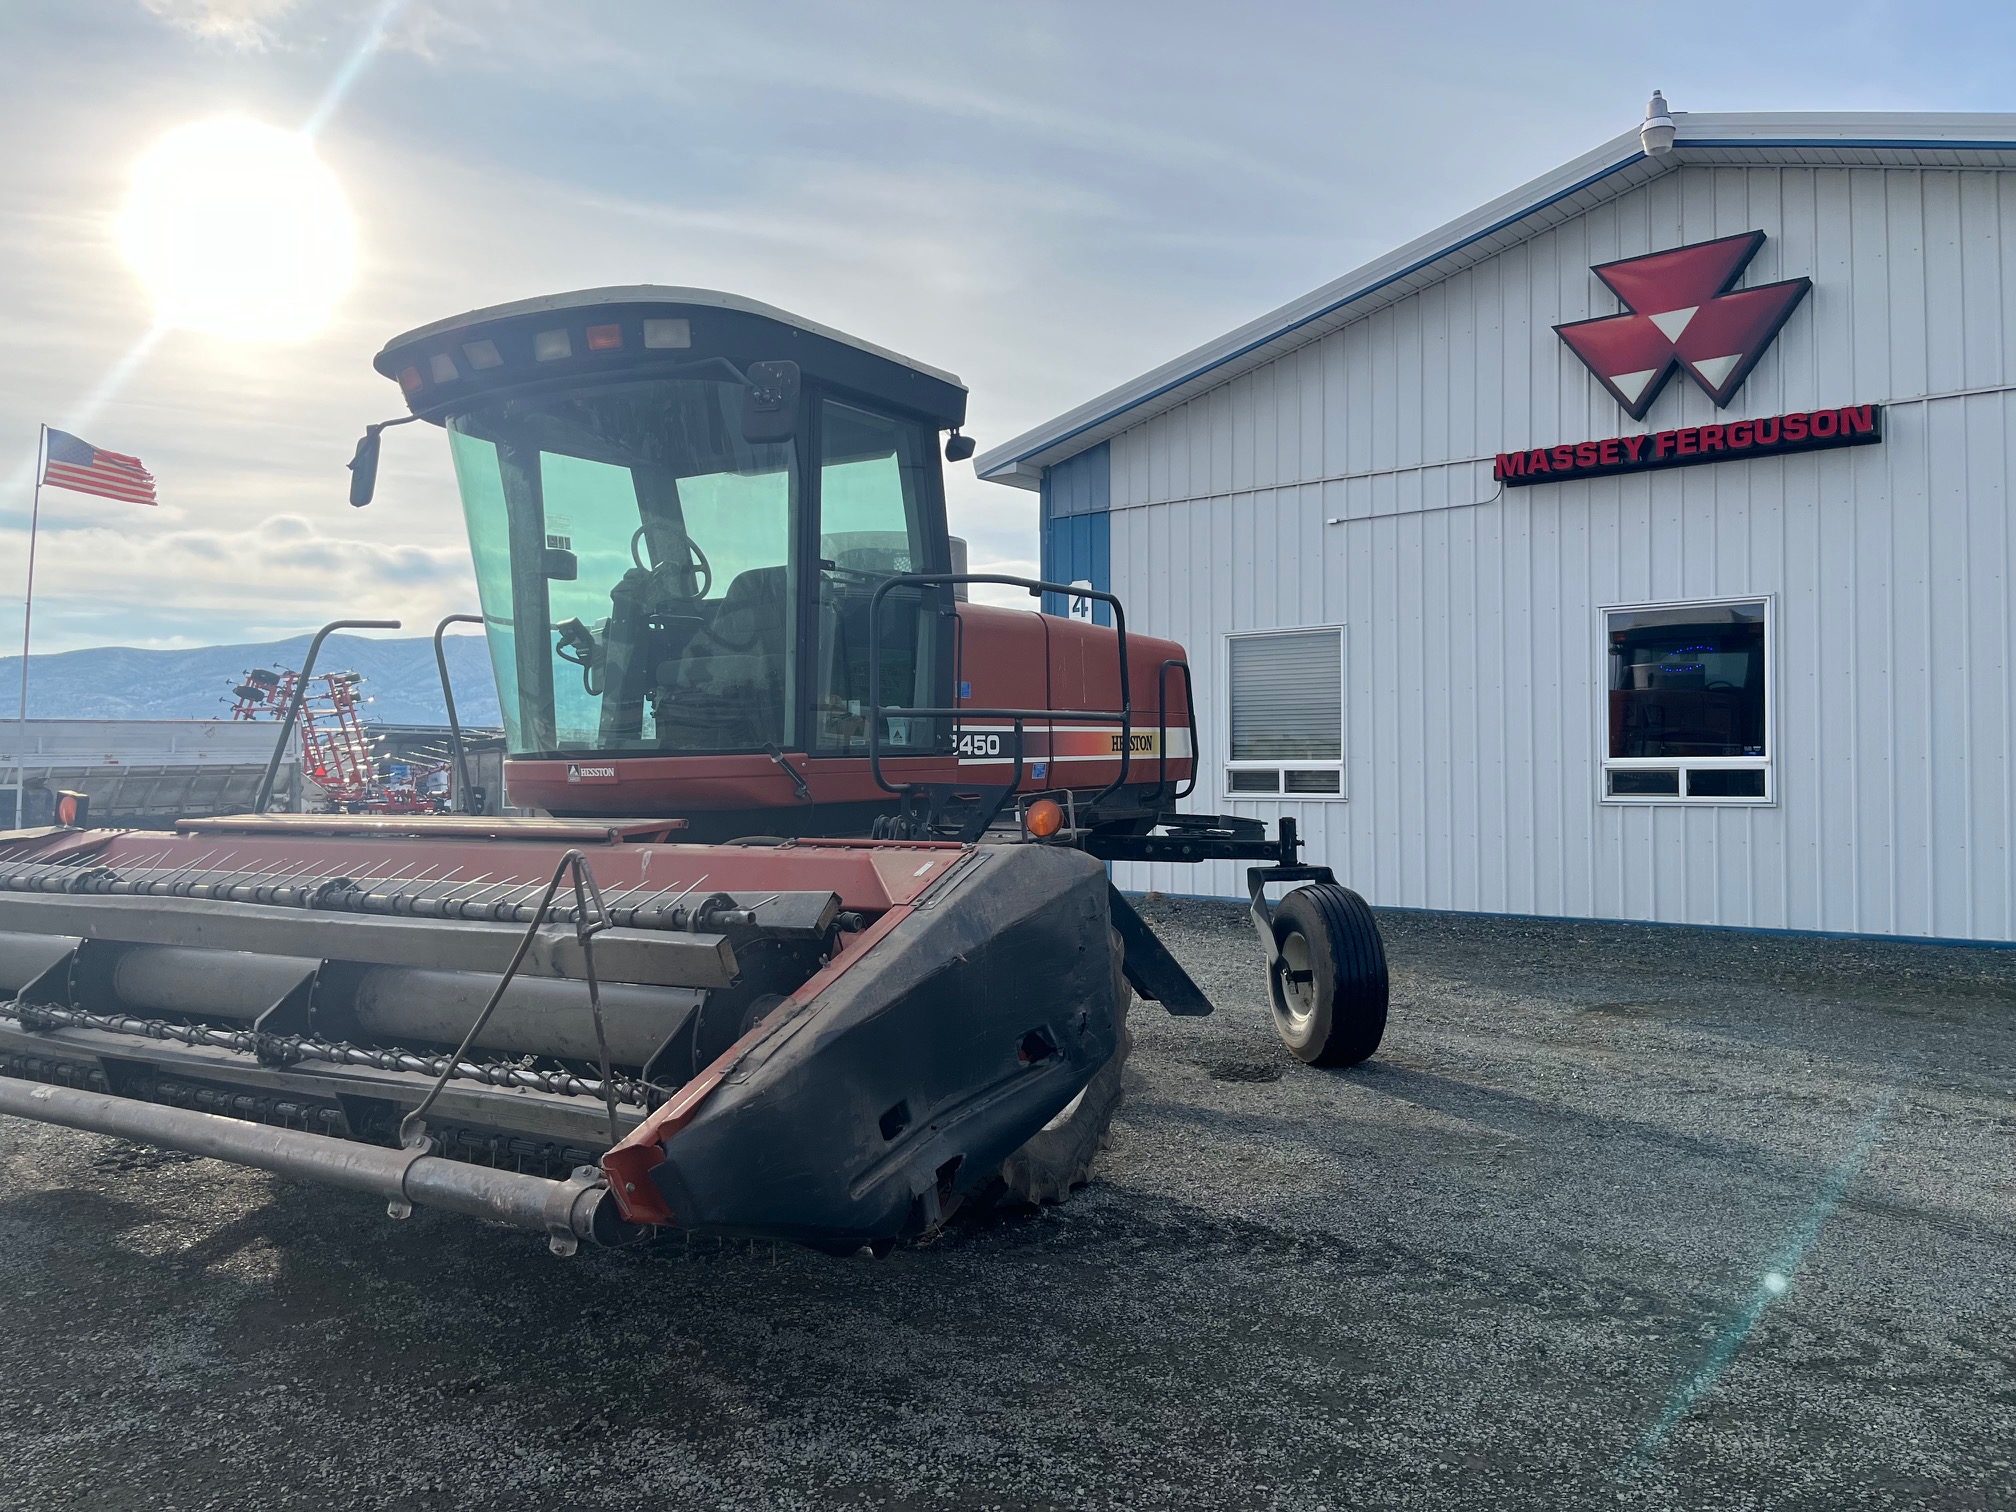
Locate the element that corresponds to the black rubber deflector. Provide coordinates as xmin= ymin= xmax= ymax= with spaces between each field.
xmin=1107 ymin=883 xmax=1213 ymax=1017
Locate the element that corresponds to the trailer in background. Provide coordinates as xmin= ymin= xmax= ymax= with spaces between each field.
xmin=1 ymin=719 xmax=301 ymax=827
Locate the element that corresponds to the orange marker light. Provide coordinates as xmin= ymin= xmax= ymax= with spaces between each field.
xmin=586 ymin=323 xmax=623 ymax=351
xmin=1025 ymin=798 xmax=1064 ymax=838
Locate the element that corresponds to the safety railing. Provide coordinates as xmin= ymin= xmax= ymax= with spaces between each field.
xmin=865 ymin=573 xmax=1135 ymax=815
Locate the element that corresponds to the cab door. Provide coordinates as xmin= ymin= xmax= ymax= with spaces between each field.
xmin=804 ymin=397 xmax=951 ymax=760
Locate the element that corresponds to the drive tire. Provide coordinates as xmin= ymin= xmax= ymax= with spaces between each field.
xmin=992 ymin=931 xmax=1133 ymax=1207
xmin=1267 ymin=884 xmax=1387 ymax=1067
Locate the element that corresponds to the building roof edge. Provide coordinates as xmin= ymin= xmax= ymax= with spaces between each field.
xmin=975 ymin=111 xmax=2016 ymax=484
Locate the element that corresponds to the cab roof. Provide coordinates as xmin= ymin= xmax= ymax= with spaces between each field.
xmin=375 ymin=285 xmax=967 ymax=428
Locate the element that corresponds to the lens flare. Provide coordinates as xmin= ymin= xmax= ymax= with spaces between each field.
xmin=118 ymin=118 xmax=356 ymax=342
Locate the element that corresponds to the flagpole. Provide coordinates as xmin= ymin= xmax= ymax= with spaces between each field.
xmin=13 ymin=424 xmax=44 ymax=831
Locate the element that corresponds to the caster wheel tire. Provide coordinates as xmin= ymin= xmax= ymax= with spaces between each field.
xmin=1267 ymin=883 xmax=1387 ymax=1067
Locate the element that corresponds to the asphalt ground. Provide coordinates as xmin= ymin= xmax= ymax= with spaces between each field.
xmin=0 ymin=899 xmax=2011 ymax=1512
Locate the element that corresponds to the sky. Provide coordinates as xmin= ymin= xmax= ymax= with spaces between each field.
xmin=3 ymin=0 xmax=2013 ymax=654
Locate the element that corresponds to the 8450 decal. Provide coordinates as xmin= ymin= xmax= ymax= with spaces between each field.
xmin=953 ymin=729 xmax=1006 ymax=757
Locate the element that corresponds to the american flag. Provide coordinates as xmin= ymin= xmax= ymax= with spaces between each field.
xmin=40 ymin=428 xmax=156 ymax=505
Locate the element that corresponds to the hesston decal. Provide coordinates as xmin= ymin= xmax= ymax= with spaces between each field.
xmin=1495 ymin=405 xmax=1883 ymax=487
xmin=1503 ymin=231 xmax=1885 ymax=487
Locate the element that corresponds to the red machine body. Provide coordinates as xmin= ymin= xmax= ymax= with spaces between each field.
xmin=505 ymin=604 xmax=1194 ymax=818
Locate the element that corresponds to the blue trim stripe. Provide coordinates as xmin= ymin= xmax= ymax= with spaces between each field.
xmin=1686 ymin=137 xmax=2016 ymax=151
xmin=1039 ymin=445 xmax=1113 ymax=623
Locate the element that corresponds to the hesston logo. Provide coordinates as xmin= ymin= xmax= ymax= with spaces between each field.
xmin=1555 ymin=231 xmax=1809 ymax=419
xmin=565 ymin=763 xmax=619 ymax=784
xmin=1494 ymin=230 xmax=1885 ymax=488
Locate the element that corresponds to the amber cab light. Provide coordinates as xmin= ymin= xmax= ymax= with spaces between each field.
xmin=1025 ymin=798 xmax=1064 ymax=838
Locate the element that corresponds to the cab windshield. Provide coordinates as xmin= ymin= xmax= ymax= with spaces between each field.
xmin=447 ymin=377 xmax=797 ymax=755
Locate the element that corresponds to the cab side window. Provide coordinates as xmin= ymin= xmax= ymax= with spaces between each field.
xmin=813 ymin=401 xmax=938 ymax=753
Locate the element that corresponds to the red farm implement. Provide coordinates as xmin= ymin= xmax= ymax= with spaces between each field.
xmin=0 ymin=288 xmax=1388 ymax=1255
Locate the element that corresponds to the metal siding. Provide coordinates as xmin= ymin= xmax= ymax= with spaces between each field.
xmin=1108 ymin=164 xmax=2016 ymax=942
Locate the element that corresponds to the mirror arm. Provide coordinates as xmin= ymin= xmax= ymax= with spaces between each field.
xmin=347 ymin=413 xmax=424 ymax=509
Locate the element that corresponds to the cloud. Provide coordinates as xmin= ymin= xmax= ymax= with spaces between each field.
xmin=19 ymin=514 xmax=473 ymax=651
xmin=138 ymin=0 xmax=303 ymax=50
xmin=13 ymin=0 xmax=2016 ymax=663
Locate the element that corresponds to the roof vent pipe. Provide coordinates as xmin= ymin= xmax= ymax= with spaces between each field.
xmin=1640 ymin=90 xmax=1676 ymax=156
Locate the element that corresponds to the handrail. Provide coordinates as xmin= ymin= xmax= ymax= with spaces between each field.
xmin=1156 ymin=658 xmax=1198 ymax=804
xmin=254 ymin=619 xmax=401 ymax=814
xmin=865 ymin=573 xmax=1133 ymax=811
xmin=433 ymin=614 xmax=483 ymax=814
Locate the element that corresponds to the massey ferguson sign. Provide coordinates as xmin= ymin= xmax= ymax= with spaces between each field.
xmin=1496 ymin=230 xmax=1883 ymax=488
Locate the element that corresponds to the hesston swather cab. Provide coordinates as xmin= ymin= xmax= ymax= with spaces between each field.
xmin=0 ymin=290 xmax=1389 ymax=1256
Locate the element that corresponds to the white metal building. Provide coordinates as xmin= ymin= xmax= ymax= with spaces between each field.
xmin=978 ymin=109 xmax=2016 ymax=944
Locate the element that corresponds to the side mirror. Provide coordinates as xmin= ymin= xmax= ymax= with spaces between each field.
xmin=543 ymin=548 xmax=579 ymax=581
xmin=347 ymin=414 xmax=419 ymax=507
xmin=347 ymin=426 xmax=382 ymax=507
xmin=943 ymin=431 xmax=976 ymax=463
xmin=741 ymin=360 xmax=800 ymax=443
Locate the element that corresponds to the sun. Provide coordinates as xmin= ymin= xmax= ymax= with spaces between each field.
xmin=118 ymin=117 xmax=356 ymax=342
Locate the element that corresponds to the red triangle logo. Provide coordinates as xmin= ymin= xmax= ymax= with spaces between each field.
xmin=1555 ymin=231 xmax=1811 ymax=421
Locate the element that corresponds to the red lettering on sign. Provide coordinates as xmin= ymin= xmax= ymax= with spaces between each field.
xmin=1494 ymin=404 xmax=1880 ymax=488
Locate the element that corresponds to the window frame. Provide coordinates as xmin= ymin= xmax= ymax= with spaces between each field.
xmin=1220 ymin=624 xmax=1348 ymax=804
xmin=797 ymin=384 xmax=955 ymax=760
xmin=1597 ymin=593 xmax=1776 ymax=807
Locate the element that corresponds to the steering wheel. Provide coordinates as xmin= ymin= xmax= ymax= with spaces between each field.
xmin=630 ymin=524 xmax=713 ymax=600
xmin=1705 ymin=680 xmax=1737 ymax=690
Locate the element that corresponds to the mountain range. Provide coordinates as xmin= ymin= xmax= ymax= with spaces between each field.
xmin=0 ymin=634 xmax=503 ymax=726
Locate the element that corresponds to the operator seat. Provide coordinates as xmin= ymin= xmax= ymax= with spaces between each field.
xmin=653 ymin=566 xmax=789 ymax=749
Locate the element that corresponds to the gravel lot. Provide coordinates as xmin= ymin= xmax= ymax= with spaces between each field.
xmin=1 ymin=900 xmax=2012 ymax=1512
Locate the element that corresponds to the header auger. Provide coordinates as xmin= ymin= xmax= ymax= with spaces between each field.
xmin=0 ymin=288 xmax=1388 ymax=1255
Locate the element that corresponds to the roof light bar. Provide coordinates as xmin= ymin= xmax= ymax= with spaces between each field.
xmin=643 ymin=318 xmax=691 ymax=350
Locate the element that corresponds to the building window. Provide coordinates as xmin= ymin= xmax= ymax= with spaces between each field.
xmin=1602 ymin=598 xmax=1771 ymax=804
xmin=1225 ymin=628 xmax=1344 ymax=798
